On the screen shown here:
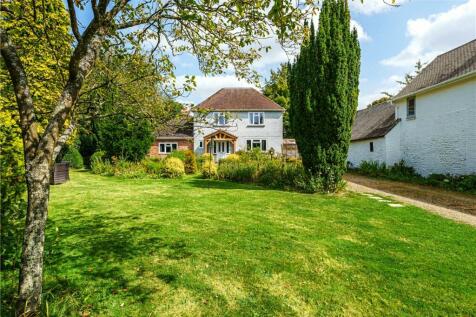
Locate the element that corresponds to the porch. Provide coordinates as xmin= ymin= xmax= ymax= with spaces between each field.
xmin=204 ymin=130 xmax=237 ymax=160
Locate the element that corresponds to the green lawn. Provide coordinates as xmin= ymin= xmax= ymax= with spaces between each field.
xmin=3 ymin=171 xmax=476 ymax=316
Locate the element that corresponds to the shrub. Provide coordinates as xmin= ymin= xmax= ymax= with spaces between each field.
xmin=223 ymin=153 xmax=240 ymax=162
xmin=143 ymin=158 xmax=163 ymax=175
xmin=90 ymin=150 xmax=106 ymax=165
xmin=359 ymin=161 xmax=387 ymax=177
xmin=197 ymin=153 xmax=213 ymax=170
xmin=201 ymin=158 xmax=217 ymax=179
xmin=113 ymin=159 xmax=147 ymax=178
xmin=256 ymin=160 xmax=283 ymax=187
xmin=217 ymin=161 xmax=257 ymax=182
xmin=161 ymin=157 xmax=185 ymax=178
xmin=239 ymin=148 xmax=267 ymax=162
xmin=97 ymin=114 xmax=154 ymax=162
xmin=90 ymin=151 xmax=114 ymax=175
xmin=354 ymin=160 xmax=476 ymax=195
xmin=62 ymin=147 xmax=84 ymax=169
xmin=169 ymin=150 xmax=187 ymax=162
xmin=388 ymin=160 xmax=418 ymax=179
xmin=216 ymin=156 xmax=325 ymax=193
xmin=184 ymin=150 xmax=197 ymax=174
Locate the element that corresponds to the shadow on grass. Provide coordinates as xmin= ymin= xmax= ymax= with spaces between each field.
xmin=0 ymin=214 xmax=193 ymax=316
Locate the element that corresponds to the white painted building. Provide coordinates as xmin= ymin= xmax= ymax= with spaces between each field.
xmin=193 ymin=88 xmax=284 ymax=160
xmin=348 ymin=39 xmax=476 ymax=176
xmin=347 ymin=102 xmax=400 ymax=168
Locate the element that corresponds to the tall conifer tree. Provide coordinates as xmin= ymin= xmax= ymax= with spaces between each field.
xmin=289 ymin=0 xmax=360 ymax=191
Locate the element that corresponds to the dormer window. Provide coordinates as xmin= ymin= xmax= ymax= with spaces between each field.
xmin=249 ymin=112 xmax=264 ymax=125
xmin=214 ymin=112 xmax=228 ymax=126
xmin=407 ymin=97 xmax=416 ymax=119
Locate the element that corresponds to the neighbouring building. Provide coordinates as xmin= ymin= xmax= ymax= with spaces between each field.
xmin=193 ymin=88 xmax=284 ymax=160
xmin=348 ymin=39 xmax=476 ymax=176
xmin=347 ymin=102 xmax=400 ymax=168
xmin=149 ymin=117 xmax=193 ymax=158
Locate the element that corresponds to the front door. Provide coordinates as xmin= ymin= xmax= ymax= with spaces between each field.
xmin=213 ymin=140 xmax=231 ymax=160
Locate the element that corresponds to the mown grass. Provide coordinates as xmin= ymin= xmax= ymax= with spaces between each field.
xmin=2 ymin=171 xmax=475 ymax=316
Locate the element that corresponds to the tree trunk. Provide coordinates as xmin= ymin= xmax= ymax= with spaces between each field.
xmin=16 ymin=160 xmax=51 ymax=317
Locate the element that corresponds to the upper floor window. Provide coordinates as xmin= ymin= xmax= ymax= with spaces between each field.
xmin=249 ymin=112 xmax=264 ymax=125
xmin=214 ymin=112 xmax=228 ymax=125
xmin=407 ymin=97 xmax=416 ymax=119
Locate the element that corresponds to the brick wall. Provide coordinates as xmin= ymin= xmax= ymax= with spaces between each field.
xmin=149 ymin=138 xmax=193 ymax=158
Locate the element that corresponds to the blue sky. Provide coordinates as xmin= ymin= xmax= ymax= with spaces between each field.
xmin=76 ymin=0 xmax=476 ymax=108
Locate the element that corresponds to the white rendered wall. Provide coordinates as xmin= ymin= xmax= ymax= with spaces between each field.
xmin=347 ymin=137 xmax=387 ymax=168
xmin=193 ymin=111 xmax=284 ymax=155
xmin=394 ymin=78 xmax=476 ymax=176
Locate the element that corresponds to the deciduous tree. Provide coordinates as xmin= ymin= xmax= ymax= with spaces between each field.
xmin=0 ymin=0 xmax=309 ymax=314
xmin=263 ymin=64 xmax=291 ymax=137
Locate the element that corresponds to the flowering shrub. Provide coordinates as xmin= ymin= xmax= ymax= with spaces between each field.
xmin=161 ymin=157 xmax=185 ymax=178
xmin=184 ymin=150 xmax=197 ymax=174
xmin=201 ymin=158 xmax=217 ymax=179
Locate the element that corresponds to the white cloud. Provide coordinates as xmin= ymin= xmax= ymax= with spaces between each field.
xmin=349 ymin=0 xmax=408 ymax=15
xmin=351 ymin=20 xmax=372 ymax=42
xmin=358 ymin=74 xmax=402 ymax=108
xmin=251 ymin=37 xmax=290 ymax=69
xmin=381 ymin=0 xmax=476 ymax=68
xmin=176 ymin=75 xmax=257 ymax=104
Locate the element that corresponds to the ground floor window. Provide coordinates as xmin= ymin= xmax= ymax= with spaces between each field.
xmin=369 ymin=142 xmax=374 ymax=152
xmin=159 ymin=142 xmax=178 ymax=153
xmin=199 ymin=141 xmax=203 ymax=148
xmin=247 ymin=139 xmax=267 ymax=151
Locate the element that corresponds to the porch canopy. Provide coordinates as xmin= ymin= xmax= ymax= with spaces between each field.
xmin=204 ymin=130 xmax=237 ymax=154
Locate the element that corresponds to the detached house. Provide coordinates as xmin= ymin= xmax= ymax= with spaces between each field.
xmin=193 ymin=88 xmax=284 ymax=160
xmin=348 ymin=39 xmax=476 ymax=176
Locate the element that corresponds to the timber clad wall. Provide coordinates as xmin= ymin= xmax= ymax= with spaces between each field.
xmin=50 ymin=162 xmax=70 ymax=185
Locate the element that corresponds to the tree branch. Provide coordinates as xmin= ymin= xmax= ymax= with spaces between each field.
xmin=52 ymin=122 xmax=76 ymax=161
xmin=66 ymin=0 xmax=81 ymax=41
xmin=0 ymin=29 xmax=40 ymax=162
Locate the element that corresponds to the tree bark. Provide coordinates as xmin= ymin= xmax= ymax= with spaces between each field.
xmin=16 ymin=160 xmax=51 ymax=317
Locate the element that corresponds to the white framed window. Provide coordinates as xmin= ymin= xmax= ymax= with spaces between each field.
xmin=159 ymin=142 xmax=178 ymax=154
xmin=246 ymin=139 xmax=267 ymax=151
xmin=407 ymin=97 xmax=416 ymax=118
xmin=213 ymin=112 xmax=228 ymax=125
xmin=248 ymin=112 xmax=264 ymax=125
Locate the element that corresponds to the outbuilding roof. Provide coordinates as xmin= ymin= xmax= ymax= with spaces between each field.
xmin=196 ymin=88 xmax=284 ymax=111
xmin=351 ymin=102 xmax=399 ymax=142
xmin=393 ymin=39 xmax=476 ymax=100
xmin=155 ymin=116 xmax=193 ymax=139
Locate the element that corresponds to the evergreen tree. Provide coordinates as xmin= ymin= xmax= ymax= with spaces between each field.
xmin=289 ymin=0 xmax=360 ymax=191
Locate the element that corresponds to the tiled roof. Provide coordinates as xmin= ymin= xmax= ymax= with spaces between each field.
xmin=196 ymin=88 xmax=284 ymax=111
xmin=351 ymin=103 xmax=399 ymax=141
xmin=394 ymin=39 xmax=476 ymax=100
xmin=155 ymin=116 xmax=193 ymax=138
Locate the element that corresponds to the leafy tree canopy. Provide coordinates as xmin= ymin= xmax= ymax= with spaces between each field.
xmin=263 ymin=64 xmax=292 ymax=137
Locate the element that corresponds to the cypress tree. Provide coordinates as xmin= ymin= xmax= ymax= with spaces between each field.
xmin=289 ymin=0 xmax=360 ymax=191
